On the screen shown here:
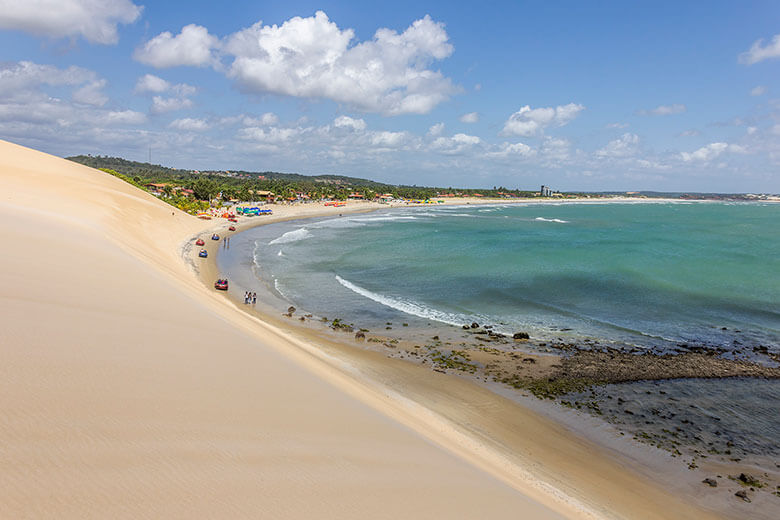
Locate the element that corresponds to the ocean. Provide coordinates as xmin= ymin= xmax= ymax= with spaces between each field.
xmin=218 ymin=201 xmax=779 ymax=469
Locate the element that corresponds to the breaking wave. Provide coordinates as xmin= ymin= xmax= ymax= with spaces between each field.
xmin=335 ymin=275 xmax=486 ymax=327
xmin=269 ymin=228 xmax=312 ymax=245
xmin=535 ymin=217 xmax=569 ymax=223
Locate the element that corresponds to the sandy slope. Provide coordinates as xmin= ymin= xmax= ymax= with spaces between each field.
xmin=0 ymin=140 xmax=578 ymax=517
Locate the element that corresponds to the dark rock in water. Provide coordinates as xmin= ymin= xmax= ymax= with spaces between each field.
xmin=522 ymin=358 xmax=536 ymax=364
xmin=287 ymin=306 xmax=296 ymax=314
xmin=513 ymin=332 xmax=530 ymax=340
xmin=734 ymin=490 xmax=750 ymax=502
xmin=462 ymin=324 xmax=470 ymax=330
xmin=432 ymin=335 xmax=439 ymax=340
xmin=355 ymin=331 xmax=365 ymax=340
xmin=735 ymin=473 xmax=761 ymax=487
xmin=702 ymin=478 xmax=718 ymax=487
xmin=471 ymin=322 xmax=480 ymax=329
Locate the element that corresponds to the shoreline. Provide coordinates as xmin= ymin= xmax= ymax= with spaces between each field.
xmin=189 ymin=198 xmax=770 ymax=519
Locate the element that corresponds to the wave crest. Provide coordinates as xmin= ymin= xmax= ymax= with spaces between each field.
xmin=335 ymin=275 xmax=485 ymax=327
xmin=269 ymin=228 xmax=312 ymax=245
xmin=535 ymin=217 xmax=569 ymax=223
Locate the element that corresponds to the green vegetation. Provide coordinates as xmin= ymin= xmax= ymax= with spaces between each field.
xmin=69 ymin=154 xmax=557 ymax=204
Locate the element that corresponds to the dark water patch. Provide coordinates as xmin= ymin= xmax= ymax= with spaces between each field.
xmin=565 ymin=378 xmax=780 ymax=462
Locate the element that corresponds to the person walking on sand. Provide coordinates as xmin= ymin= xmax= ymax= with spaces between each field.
xmin=252 ymin=292 xmax=256 ymax=305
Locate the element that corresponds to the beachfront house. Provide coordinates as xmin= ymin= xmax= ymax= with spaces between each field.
xmin=145 ymin=183 xmax=169 ymax=196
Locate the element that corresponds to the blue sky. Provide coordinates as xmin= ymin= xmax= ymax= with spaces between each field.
xmin=1 ymin=1 xmax=779 ymax=192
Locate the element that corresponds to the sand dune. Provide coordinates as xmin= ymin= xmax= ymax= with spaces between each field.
xmin=0 ymin=140 xmax=578 ymax=517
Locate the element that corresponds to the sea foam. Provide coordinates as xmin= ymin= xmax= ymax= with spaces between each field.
xmin=335 ymin=275 xmax=486 ymax=327
xmin=269 ymin=228 xmax=312 ymax=245
xmin=534 ymin=217 xmax=569 ymax=223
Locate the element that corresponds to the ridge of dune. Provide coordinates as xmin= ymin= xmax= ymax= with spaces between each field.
xmin=0 ymin=139 xmax=580 ymax=518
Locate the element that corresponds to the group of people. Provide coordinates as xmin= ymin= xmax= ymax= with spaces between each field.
xmin=245 ymin=291 xmax=256 ymax=305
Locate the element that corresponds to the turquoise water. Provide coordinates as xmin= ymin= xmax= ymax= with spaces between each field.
xmin=240 ymin=202 xmax=779 ymax=353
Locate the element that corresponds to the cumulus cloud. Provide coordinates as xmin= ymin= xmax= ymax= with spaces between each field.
xmin=72 ymin=79 xmax=108 ymax=106
xmin=151 ymin=95 xmax=193 ymax=113
xmin=596 ymin=133 xmax=639 ymax=158
xmin=134 ymin=74 xmax=170 ymax=93
xmin=640 ymin=104 xmax=686 ymax=116
xmin=459 ymin=111 xmax=479 ymax=123
xmin=501 ymin=103 xmax=584 ymax=137
xmin=680 ymin=142 xmax=745 ymax=162
xmin=250 ymin=112 xmax=279 ymax=126
xmin=105 ymin=110 xmax=146 ymax=125
xmin=134 ymin=74 xmax=195 ymax=100
xmin=370 ymin=130 xmax=409 ymax=148
xmin=0 ymin=0 xmax=141 ymax=44
xmin=430 ymin=133 xmax=481 ymax=154
xmin=238 ymin=126 xmax=303 ymax=144
xmin=134 ymin=24 xmax=219 ymax=68
xmin=739 ymin=34 xmax=780 ymax=65
xmin=485 ymin=141 xmax=535 ymax=158
xmin=428 ymin=122 xmax=444 ymax=136
xmin=169 ymin=117 xmax=209 ymax=131
xmin=333 ymin=115 xmax=366 ymax=131
xmin=134 ymin=12 xmax=457 ymax=114
xmin=223 ymin=11 xmax=456 ymax=115
xmin=750 ymin=85 xmax=767 ymax=96
xmin=0 ymin=61 xmax=98 ymax=97
xmin=539 ymin=137 xmax=571 ymax=162
xmin=0 ymin=60 xmax=111 ymax=107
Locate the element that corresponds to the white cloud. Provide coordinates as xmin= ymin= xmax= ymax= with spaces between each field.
xmin=486 ymin=141 xmax=536 ymax=158
xmin=679 ymin=142 xmax=748 ymax=162
xmin=501 ymin=103 xmax=584 ymax=136
xmin=459 ymin=111 xmax=479 ymax=123
xmin=134 ymin=74 xmax=195 ymax=98
xmin=151 ymin=95 xmax=193 ymax=113
xmin=134 ymin=24 xmax=219 ymax=68
xmin=258 ymin=112 xmax=278 ymax=126
xmin=539 ymin=137 xmax=571 ymax=162
xmin=750 ymin=85 xmax=767 ymax=96
xmin=223 ymin=11 xmax=456 ymax=115
xmin=640 ymin=104 xmax=686 ymax=116
xmin=72 ymin=79 xmax=108 ymax=106
xmin=0 ymin=0 xmax=141 ymax=44
xmin=739 ymin=34 xmax=780 ymax=65
xmin=596 ymin=133 xmax=639 ymax=158
xmin=0 ymin=61 xmax=98 ymax=98
xmin=134 ymin=74 xmax=170 ymax=93
xmin=428 ymin=122 xmax=444 ymax=136
xmin=105 ymin=110 xmax=146 ymax=125
xmin=169 ymin=117 xmax=209 ymax=131
xmin=333 ymin=115 xmax=366 ymax=131
xmin=430 ymin=133 xmax=481 ymax=154
xmin=370 ymin=130 xmax=409 ymax=148
xmin=238 ymin=126 xmax=303 ymax=144
xmin=606 ymin=122 xmax=628 ymax=129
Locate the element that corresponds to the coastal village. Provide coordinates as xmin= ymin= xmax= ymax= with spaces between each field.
xmin=68 ymin=155 xmax=779 ymax=217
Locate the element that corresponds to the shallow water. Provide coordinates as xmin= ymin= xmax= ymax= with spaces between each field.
xmin=238 ymin=202 xmax=780 ymax=353
xmin=218 ymin=201 xmax=780 ymax=469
